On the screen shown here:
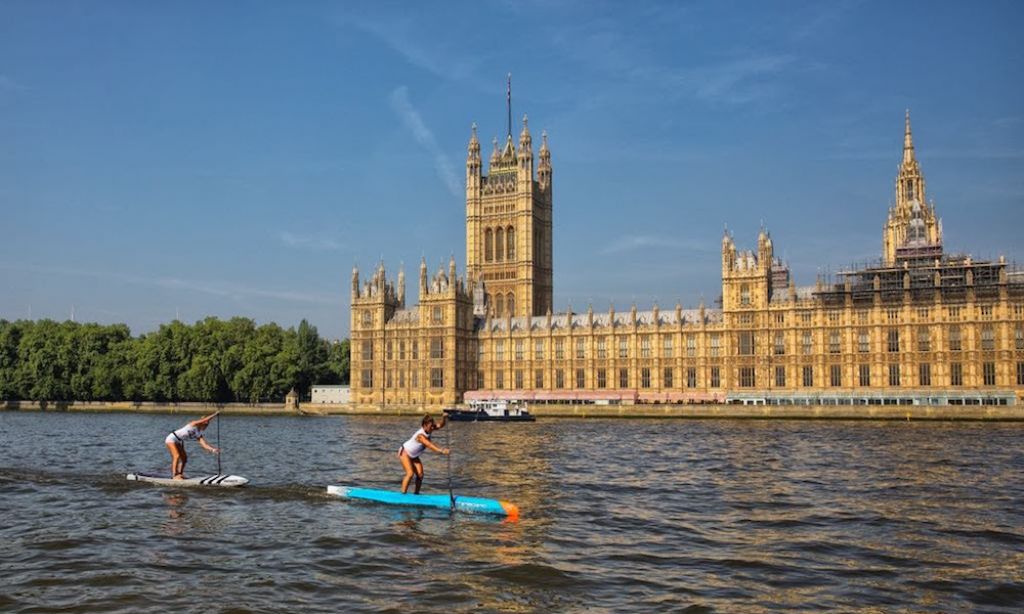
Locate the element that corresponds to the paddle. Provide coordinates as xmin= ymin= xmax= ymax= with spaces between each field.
xmin=216 ymin=412 xmax=222 ymax=476
xmin=446 ymin=419 xmax=454 ymax=512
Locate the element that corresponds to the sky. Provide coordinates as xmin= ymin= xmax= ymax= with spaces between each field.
xmin=1 ymin=1 xmax=1022 ymax=340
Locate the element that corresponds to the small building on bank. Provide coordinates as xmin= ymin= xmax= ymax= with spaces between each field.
xmin=311 ymin=385 xmax=351 ymax=404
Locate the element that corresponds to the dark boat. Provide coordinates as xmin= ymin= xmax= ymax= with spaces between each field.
xmin=444 ymin=399 xmax=536 ymax=422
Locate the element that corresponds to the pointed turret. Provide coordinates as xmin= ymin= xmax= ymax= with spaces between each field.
xmin=517 ymin=114 xmax=533 ymax=180
xmin=419 ymin=257 xmax=428 ymax=295
xmin=884 ymin=110 xmax=941 ymax=264
xmin=538 ymin=130 xmax=552 ymax=189
xmin=721 ymin=228 xmax=736 ymax=272
xmin=397 ymin=264 xmax=405 ymax=306
xmin=467 ymin=122 xmax=481 ymax=162
xmin=449 ymin=254 xmax=457 ymax=283
xmin=490 ymin=136 xmax=500 ymax=166
xmin=351 ymin=264 xmax=360 ymax=298
xmin=466 ymin=123 xmax=481 ymax=190
xmin=518 ymin=114 xmax=532 ymax=153
xmin=758 ymin=226 xmax=773 ymax=271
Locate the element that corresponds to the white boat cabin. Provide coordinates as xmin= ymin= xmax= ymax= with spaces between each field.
xmin=467 ymin=399 xmax=531 ymax=418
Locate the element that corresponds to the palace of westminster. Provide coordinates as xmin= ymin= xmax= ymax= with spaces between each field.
xmin=350 ymin=94 xmax=1024 ymax=409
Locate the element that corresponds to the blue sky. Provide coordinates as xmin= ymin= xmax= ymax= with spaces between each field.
xmin=1 ymin=1 xmax=1022 ymax=339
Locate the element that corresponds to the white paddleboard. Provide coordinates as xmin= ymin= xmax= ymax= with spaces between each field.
xmin=127 ymin=472 xmax=249 ymax=487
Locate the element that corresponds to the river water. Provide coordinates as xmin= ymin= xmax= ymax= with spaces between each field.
xmin=1 ymin=412 xmax=1022 ymax=613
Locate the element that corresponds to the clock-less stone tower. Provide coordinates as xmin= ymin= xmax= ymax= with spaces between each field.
xmin=465 ymin=77 xmax=553 ymax=318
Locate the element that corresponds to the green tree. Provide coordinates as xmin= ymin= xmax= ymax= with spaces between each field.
xmin=326 ymin=338 xmax=350 ymax=385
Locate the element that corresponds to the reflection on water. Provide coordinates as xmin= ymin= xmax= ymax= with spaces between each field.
xmin=1 ymin=412 xmax=1023 ymax=612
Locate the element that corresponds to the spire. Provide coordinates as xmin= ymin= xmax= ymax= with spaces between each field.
xmin=506 ymin=73 xmax=512 ymax=139
xmin=467 ymin=122 xmax=480 ymax=160
xmin=903 ymin=109 xmax=915 ymax=165
xmin=419 ymin=256 xmax=428 ymax=294
xmin=518 ymin=114 xmax=532 ymax=150
xmin=538 ymin=129 xmax=552 ymax=187
xmin=490 ymin=136 xmax=500 ymax=165
xmin=397 ymin=263 xmax=406 ymax=305
xmin=517 ymin=114 xmax=532 ymax=167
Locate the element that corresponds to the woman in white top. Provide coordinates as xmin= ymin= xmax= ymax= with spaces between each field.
xmin=163 ymin=412 xmax=220 ymax=480
xmin=398 ymin=414 xmax=449 ymax=494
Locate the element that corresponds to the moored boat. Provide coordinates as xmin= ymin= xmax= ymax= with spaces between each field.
xmin=443 ymin=399 xmax=536 ymax=422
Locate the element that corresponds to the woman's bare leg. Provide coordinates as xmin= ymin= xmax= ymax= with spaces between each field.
xmin=166 ymin=441 xmax=178 ymax=477
xmin=399 ymin=450 xmax=415 ymax=494
xmin=412 ymin=458 xmax=424 ymax=494
xmin=166 ymin=441 xmax=185 ymax=479
xmin=177 ymin=446 xmax=188 ymax=479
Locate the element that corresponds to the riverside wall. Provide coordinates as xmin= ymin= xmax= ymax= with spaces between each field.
xmin=293 ymin=402 xmax=1024 ymax=421
xmin=4 ymin=400 xmax=1024 ymax=421
xmin=1 ymin=400 xmax=299 ymax=416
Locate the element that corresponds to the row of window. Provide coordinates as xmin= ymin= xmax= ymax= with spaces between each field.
xmin=473 ymin=324 xmax=1024 ymax=361
xmin=483 ymin=367 xmax=723 ymax=390
xmin=361 ymin=367 xmax=448 ymax=389
xmin=365 ymin=338 xmax=448 ymax=361
xmin=488 ymin=292 xmax=516 ymax=318
xmin=745 ymin=303 xmax=1017 ymax=323
xmin=483 ymin=226 xmax=515 ymax=262
xmin=362 ymin=362 xmax=1024 ymax=391
xmin=765 ymin=325 xmax=1016 ymax=355
xmin=478 ymin=362 xmax=1024 ymax=390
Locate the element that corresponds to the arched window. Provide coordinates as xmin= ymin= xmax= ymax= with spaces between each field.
xmin=495 ymin=294 xmax=504 ymax=317
xmin=507 ymin=226 xmax=515 ymax=260
xmin=495 ymin=228 xmax=504 ymax=262
xmin=484 ymin=228 xmax=493 ymax=262
xmin=507 ymin=293 xmax=515 ymax=317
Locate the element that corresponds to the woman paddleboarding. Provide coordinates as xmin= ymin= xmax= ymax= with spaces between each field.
xmin=164 ymin=412 xmax=220 ymax=480
xmin=398 ymin=414 xmax=449 ymax=494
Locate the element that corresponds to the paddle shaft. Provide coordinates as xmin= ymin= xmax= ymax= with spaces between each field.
xmin=446 ymin=421 xmax=454 ymax=511
xmin=216 ymin=412 xmax=222 ymax=475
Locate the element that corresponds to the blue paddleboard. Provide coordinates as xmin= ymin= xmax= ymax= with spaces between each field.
xmin=326 ymin=485 xmax=518 ymax=518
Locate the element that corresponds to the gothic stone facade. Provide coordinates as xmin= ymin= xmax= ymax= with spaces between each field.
xmin=351 ymin=109 xmax=1024 ymax=408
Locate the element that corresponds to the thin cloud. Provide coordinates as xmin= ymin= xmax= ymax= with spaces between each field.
xmin=601 ymin=235 xmax=709 ymax=254
xmin=388 ymin=86 xmax=462 ymax=198
xmin=549 ymin=16 xmax=805 ymax=106
xmin=0 ymin=263 xmax=338 ymax=305
xmin=280 ymin=232 xmax=344 ymax=252
xmin=335 ymin=12 xmax=481 ymax=82
xmin=681 ymin=55 xmax=797 ymax=105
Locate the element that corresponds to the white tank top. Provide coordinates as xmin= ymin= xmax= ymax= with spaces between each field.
xmin=402 ymin=428 xmax=429 ymax=458
xmin=172 ymin=424 xmax=202 ymax=442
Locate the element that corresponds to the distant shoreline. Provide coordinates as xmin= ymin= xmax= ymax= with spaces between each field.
xmin=4 ymin=400 xmax=1024 ymax=421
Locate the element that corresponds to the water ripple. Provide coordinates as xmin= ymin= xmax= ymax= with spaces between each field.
xmin=1 ymin=414 xmax=1023 ymax=611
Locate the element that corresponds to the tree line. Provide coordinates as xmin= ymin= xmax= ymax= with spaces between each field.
xmin=0 ymin=317 xmax=350 ymax=403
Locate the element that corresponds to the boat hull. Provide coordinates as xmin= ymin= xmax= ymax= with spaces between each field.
xmin=127 ymin=472 xmax=249 ymax=487
xmin=443 ymin=409 xmax=535 ymax=422
xmin=326 ymin=485 xmax=518 ymax=518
